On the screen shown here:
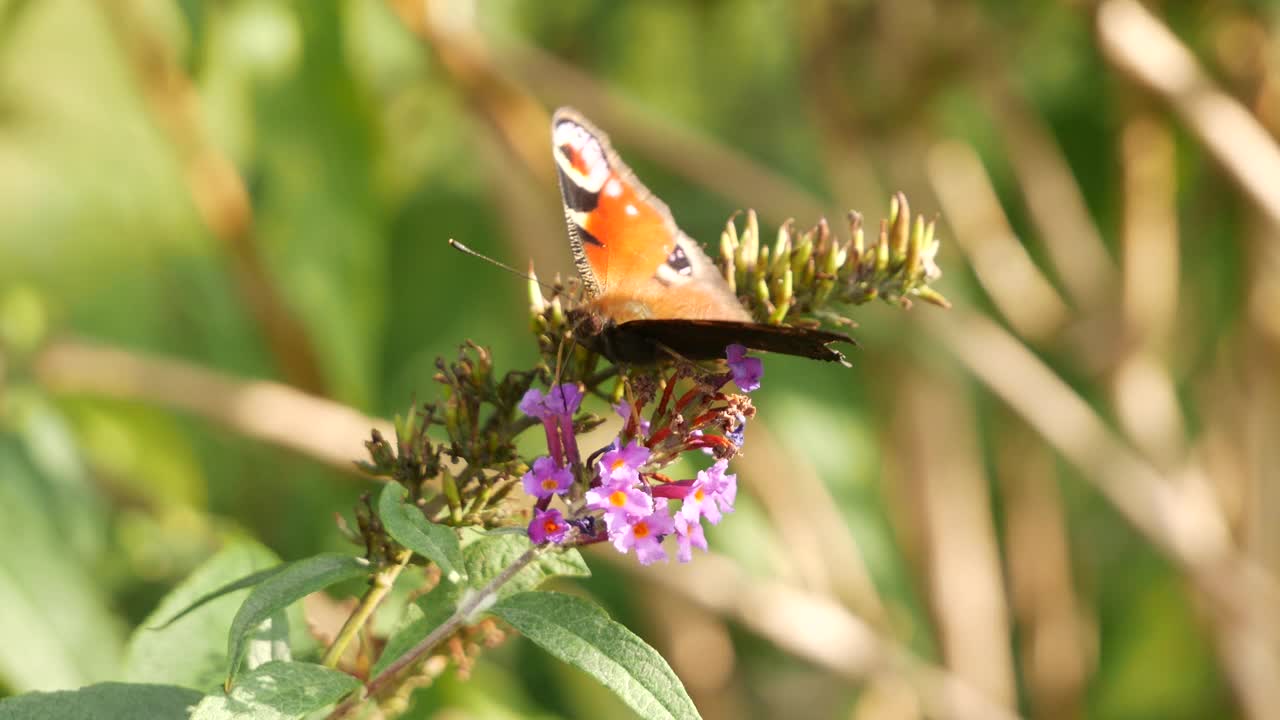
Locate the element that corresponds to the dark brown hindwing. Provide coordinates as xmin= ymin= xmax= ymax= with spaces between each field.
xmin=587 ymin=319 xmax=855 ymax=366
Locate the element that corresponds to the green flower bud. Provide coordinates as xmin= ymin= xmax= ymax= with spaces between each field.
xmin=528 ymin=266 xmax=545 ymax=315
xmin=754 ymin=274 xmax=771 ymax=312
xmin=815 ymin=237 xmax=840 ymax=306
xmin=906 ymin=214 xmax=925 ymax=281
xmin=742 ymin=209 xmax=760 ymax=276
xmin=875 ymin=219 xmax=890 ymax=274
xmin=721 ymin=218 xmax=739 ymax=293
xmin=848 ymin=212 xmax=863 ymax=255
xmin=769 ymin=266 xmax=793 ymax=324
xmin=549 ymin=295 xmax=566 ymax=329
xmin=915 ymin=285 xmax=952 ymax=308
xmin=792 ymin=226 xmax=815 ymax=285
xmin=772 ymin=220 xmax=793 ymax=278
xmin=890 ymin=192 xmax=910 ymax=262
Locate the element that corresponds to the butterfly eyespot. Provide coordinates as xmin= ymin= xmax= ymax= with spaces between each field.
xmin=666 ymin=245 xmax=693 ymax=277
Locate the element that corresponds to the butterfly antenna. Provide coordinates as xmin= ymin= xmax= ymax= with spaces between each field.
xmin=448 ymin=239 xmax=558 ymax=292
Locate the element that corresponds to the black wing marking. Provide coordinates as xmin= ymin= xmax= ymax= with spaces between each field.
xmin=595 ymin=319 xmax=855 ymax=366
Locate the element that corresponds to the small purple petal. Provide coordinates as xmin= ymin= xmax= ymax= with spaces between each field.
xmin=675 ymin=515 xmax=707 ymax=563
xmin=681 ymin=459 xmax=737 ymax=525
xmin=596 ymin=440 xmax=651 ymax=487
xmin=587 ymin=483 xmax=653 ymax=525
xmin=726 ymin=344 xmax=764 ymax=392
xmin=529 ymin=508 xmax=569 ymax=544
xmin=519 ymin=388 xmax=547 ymax=419
xmin=613 ymin=400 xmax=632 ymax=422
xmin=633 ymin=537 xmax=669 ymax=565
xmin=609 ymin=499 xmax=674 ymax=565
xmin=547 ymin=383 xmax=584 ymax=417
xmin=521 ymin=456 xmax=573 ymax=499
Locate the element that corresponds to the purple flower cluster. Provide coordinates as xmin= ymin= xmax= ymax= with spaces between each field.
xmin=521 ymin=345 xmax=757 ymax=565
xmin=519 ymin=384 xmax=582 ymax=546
xmin=580 ymin=442 xmax=738 ymax=565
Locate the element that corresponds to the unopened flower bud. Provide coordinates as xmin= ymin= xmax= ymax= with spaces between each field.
xmin=771 ymin=220 xmax=793 ymax=277
xmin=768 ymin=267 xmax=793 ymax=324
xmin=720 ymin=219 xmax=739 ymax=293
xmin=905 ymin=214 xmax=925 ymax=281
xmin=890 ymin=191 xmax=910 ymax=261
xmin=740 ymin=210 xmax=759 ymax=276
xmin=549 ymin=295 xmax=565 ymax=328
xmin=790 ymin=226 xmax=814 ymax=282
xmin=527 ymin=265 xmax=545 ymax=314
xmin=875 ymin=219 xmax=890 ymax=274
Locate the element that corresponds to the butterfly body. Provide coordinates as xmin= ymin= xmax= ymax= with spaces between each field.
xmin=551 ymin=108 xmax=851 ymax=365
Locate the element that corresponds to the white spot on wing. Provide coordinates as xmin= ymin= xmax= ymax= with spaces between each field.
xmin=553 ymin=120 xmax=608 ymax=193
xmin=605 ymin=179 xmax=622 ymax=197
xmin=625 ymin=204 xmax=638 ymax=216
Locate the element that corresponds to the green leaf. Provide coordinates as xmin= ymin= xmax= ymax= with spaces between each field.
xmin=462 ymin=532 xmax=590 ymax=601
xmin=226 ymin=553 xmax=370 ymax=685
xmin=192 ymin=661 xmax=360 ymax=720
xmin=370 ymin=535 xmax=590 ymax=677
xmin=377 ymin=482 xmax=464 ymax=582
xmin=0 ymin=683 xmax=202 ymax=720
xmin=490 ymin=592 xmax=701 ymax=720
xmin=245 ymin=611 xmax=292 ymax=672
xmin=151 ymin=564 xmax=287 ymax=630
xmin=125 ymin=539 xmax=282 ymax=690
xmin=0 ymin=434 xmax=124 ymax=691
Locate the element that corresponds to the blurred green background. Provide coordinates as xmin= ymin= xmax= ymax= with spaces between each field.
xmin=3 ymin=0 xmax=1279 ymax=718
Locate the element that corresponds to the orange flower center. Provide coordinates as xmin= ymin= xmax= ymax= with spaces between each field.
xmin=608 ymin=490 xmax=627 ymax=507
xmin=543 ymin=520 xmax=560 ymax=533
xmin=633 ymin=521 xmax=650 ymax=538
xmin=611 ymin=458 xmax=627 ymax=471
xmin=693 ymin=488 xmax=706 ymax=502
xmin=541 ymin=478 xmax=559 ymax=491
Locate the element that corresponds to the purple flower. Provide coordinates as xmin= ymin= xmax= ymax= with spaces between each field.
xmin=614 ymin=400 xmax=651 ymax=436
xmin=521 ymin=456 xmax=573 ymax=499
xmin=726 ymin=344 xmax=763 ymax=392
xmin=546 ymin=384 xmax=584 ymax=416
xmin=611 ymin=499 xmax=675 ymax=565
xmin=674 ymin=514 xmax=707 ymax=563
xmin=518 ymin=388 xmax=547 ymax=419
xmin=586 ymin=480 xmax=653 ymax=529
xmin=528 ymin=508 xmax=569 ymax=544
xmin=596 ymin=440 xmax=650 ymax=486
xmin=520 ymin=384 xmax=584 ymax=419
xmin=520 ymin=383 xmax=584 ymax=468
xmin=680 ymin=459 xmax=737 ymax=525
xmin=613 ymin=400 xmax=631 ymax=422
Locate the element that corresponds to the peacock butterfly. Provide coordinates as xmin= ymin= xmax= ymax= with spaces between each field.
xmin=551 ymin=107 xmax=853 ymax=365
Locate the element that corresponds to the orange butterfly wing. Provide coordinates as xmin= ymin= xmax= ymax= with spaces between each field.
xmin=550 ymin=108 xmax=854 ymax=365
xmin=551 ymin=108 xmax=749 ymax=323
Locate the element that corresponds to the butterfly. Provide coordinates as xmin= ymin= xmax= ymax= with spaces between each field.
xmin=551 ymin=107 xmax=853 ymax=366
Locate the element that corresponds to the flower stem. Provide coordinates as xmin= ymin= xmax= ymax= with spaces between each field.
xmin=326 ymin=545 xmax=545 ymax=718
xmin=321 ymin=549 xmax=412 ymax=668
